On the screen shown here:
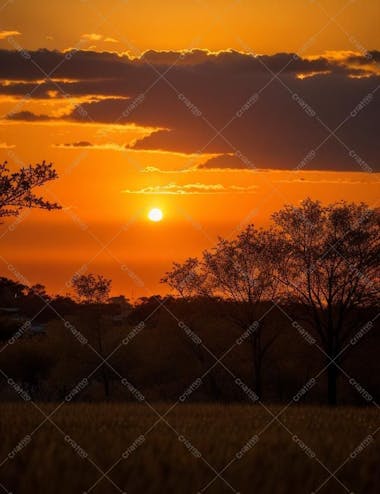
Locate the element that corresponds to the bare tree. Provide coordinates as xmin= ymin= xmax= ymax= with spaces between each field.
xmin=162 ymin=226 xmax=283 ymax=399
xmin=72 ymin=274 xmax=111 ymax=304
xmin=161 ymin=258 xmax=208 ymax=298
xmin=0 ymin=161 xmax=60 ymax=218
xmin=273 ymin=199 xmax=380 ymax=405
xmin=162 ymin=258 xmax=225 ymax=399
xmin=72 ymin=273 xmax=112 ymax=398
xmin=203 ymin=226 xmax=283 ymax=399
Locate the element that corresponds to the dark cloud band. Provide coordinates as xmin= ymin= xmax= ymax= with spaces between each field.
xmin=1 ymin=48 xmax=379 ymax=171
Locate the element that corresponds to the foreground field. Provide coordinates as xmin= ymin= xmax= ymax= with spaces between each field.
xmin=0 ymin=404 xmax=378 ymax=494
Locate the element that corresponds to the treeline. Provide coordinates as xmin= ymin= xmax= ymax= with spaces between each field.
xmin=161 ymin=199 xmax=379 ymax=405
xmin=0 ymin=294 xmax=378 ymax=406
xmin=0 ymin=199 xmax=378 ymax=406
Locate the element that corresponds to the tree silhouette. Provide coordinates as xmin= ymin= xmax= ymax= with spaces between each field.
xmin=273 ymin=199 xmax=380 ymax=405
xmin=72 ymin=274 xmax=111 ymax=304
xmin=0 ymin=161 xmax=61 ymax=218
xmin=161 ymin=258 xmax=207 ymax=298
xmin=72 ymin=273 xmax=112 ymax=398
xmin=0 ymin=276 xmax=26 ymax=305
xmin=162 ymin=226 xmax=283 ymax=399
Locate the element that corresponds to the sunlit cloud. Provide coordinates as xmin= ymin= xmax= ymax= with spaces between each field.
xmin=80 ymin=33 xmax=119 ymax=44
xmin=296 ymin=71 xmax=331 ymax=80
xmin=54 ymin=141 xmax=126 ymax=151
xmin=0 ymin=30 xmax=21 ymax=40
xmin=81 ymin=33 xmax=103 ymax=42
xmin=140 ymin=166 xmax=192 ymax=174
xmin=80 ymin=33 xmax=119 ymax=49
xmin=122 ymin=182 xmax=258 ymax=194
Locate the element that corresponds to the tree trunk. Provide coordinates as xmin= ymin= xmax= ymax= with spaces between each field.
xmin=101 ymin=366 xmax=110 ymax=399
xmin=254 ymin=361 xmax=262 ymax=400
xmin=95 ymin=312 xmax=111 ymax=400
xmin=251 ymin=333 xmax=263 ymax=401
xmin=327 ymin=361 xmax=338 ymax=406
xmin=205 ymin=372 xmax=224 ymax=402
xmin=326 ymin=320 xmax=338 ymax=406
xmin=192 ymin=344 xmax=224 ymax=401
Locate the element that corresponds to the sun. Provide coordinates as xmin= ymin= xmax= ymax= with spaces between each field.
xmin=148 ymin=208 xmax=163 ymax=222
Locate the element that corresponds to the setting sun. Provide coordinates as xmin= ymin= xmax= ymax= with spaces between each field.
xmin=0 ymin=1 xmax=379 ymax=492
xmin=148 ymin=208 xmax=163 ymax=222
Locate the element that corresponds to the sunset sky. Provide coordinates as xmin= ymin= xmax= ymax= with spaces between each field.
xmin=0 ymin=0 xmax=379 ymax=298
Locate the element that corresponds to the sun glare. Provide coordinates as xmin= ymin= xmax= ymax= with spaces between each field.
xmin=148 ymin=208 xmax=163 ymax=222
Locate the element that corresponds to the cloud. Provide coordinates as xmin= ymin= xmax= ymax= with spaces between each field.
xmin=54 ymin=141 xmax=126 ymax=151
xmin=0 ymin=48 xmax=379 ymax=171
xmin=58 ymin=141 xmax=93 ymax=147
xmin=198 ymin=154 xmax=254 ymax=170
xmin=140 ymin=166 xmax=192 ymax=173
xmin=0 ymin=30 xmax=21 ymax=40
xmin=6 ymin=111 xmax=51 ymax=121
xmin=0 ymin=142 xmax=15 ymax=149
xmin=81 ymin=33 xmax=103 ymax=42
xmin=273 ymin=177 xmax=380 ymax=184
xmin=0 ymin=48 xmax=373 ymax=85
xmin=122 ymin=182 xmax=257 ymax=194
xmin=81 ymin=33 xmax=118 ymax=43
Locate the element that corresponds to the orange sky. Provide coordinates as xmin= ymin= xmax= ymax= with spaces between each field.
xmin=0 ymin=0 xmax=379 ymax=298
xmin=1 ymin=0 xmax=379 ymax=55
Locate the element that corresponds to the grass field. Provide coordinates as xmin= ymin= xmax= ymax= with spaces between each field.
xmin=0 ymin=404 xmax=378 ymax=494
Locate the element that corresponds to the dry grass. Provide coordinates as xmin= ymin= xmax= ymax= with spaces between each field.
xmin=0 ymin=403 xmax=378 ymax=493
